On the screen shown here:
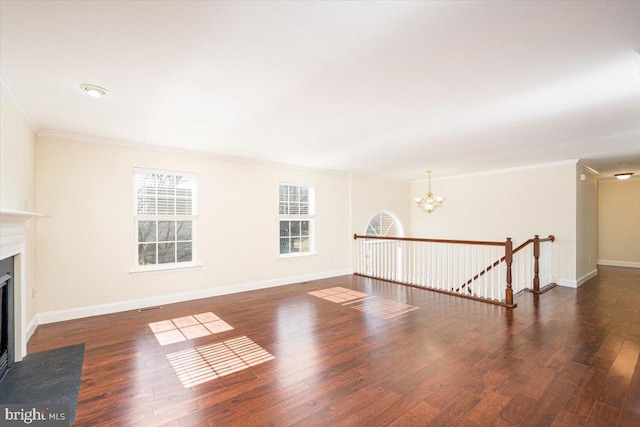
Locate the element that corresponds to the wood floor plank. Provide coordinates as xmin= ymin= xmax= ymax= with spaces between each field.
xmin=585 ymin=402 xmax=620 ymax=426
xmin=618 ymin=336 xmax=640 ymax=427
xmin=598 ymin=338 xmax=640 ymax=409
xmin=463 ymin=391 xmax=512 ymax=426
xmin=521 ymin=377 xmax=576 ymax=427
xmin=552 ymin=409 xmax=583 ymax=426
xmin=23 ymin=266 xmax=640 ymax=426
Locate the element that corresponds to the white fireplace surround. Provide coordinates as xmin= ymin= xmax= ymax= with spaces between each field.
xmin=0 ymin=209 xmax=43 ymax=362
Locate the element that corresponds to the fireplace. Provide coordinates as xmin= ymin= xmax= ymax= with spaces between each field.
xmin=0 ymin=210 xmax=43 ymax=363
xmin=0 ymin=256 xmax=14 ymax=380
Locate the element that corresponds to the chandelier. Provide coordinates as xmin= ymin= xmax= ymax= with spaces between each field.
xmin=414 ymin=170 xmax=445 ymax=213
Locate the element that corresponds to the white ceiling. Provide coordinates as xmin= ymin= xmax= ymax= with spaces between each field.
xmin=1 ymin=1 xmax=639 ymax=180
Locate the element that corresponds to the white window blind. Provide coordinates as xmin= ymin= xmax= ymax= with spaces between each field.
xmin=136 ymin=173 xmax=193 ymax=215
xmin=135 ymin=169 xmax=197 ymax=270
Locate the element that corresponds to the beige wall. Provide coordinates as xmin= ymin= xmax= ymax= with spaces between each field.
xmin=36 ymin=136 xmax=352 ymax=314
xmin=576 ymin=163 xmax=598 ymax=281
xmin=349 ymin=175 xmax=410 ymax=271
xmin=598 ymin=178 xmax=640 ymax=267
xmin=409 ymin=162 xmax=578 ymax=284
xmin=26 ymin=131 xmax=612 ymax=315
xmin=1 ymin=92 xmax=36 ymax=210
xmin=0 ymin=91 xmax=38 ymax=324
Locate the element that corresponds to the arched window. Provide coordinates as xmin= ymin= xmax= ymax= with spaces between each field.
xmin=365 ymin=212 xmax=403 ymax=237
xmin=362 ymin=212 xmax=405 ymax=280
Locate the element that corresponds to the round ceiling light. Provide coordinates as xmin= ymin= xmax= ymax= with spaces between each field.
xmin=80 ymin=84 xmax=110 ymax=98
xmin=614 ymin=173 xmax=634 ymax=180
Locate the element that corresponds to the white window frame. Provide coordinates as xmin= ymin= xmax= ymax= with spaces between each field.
xmin=363 ymin=211 xmax=404 ymax=279
xmin=133 ymin=168 xmax=198 ymax=272
xmin=278 ymin=183 xmax=315 ymax=258
xmin=364 ymin=211 xmax=404 ymax=238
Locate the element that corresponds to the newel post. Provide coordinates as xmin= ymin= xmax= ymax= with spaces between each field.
xmin=505 ymin=237 xmax=513 ymax=306
xmin=533 ymin=235 xmax=540 ymax=293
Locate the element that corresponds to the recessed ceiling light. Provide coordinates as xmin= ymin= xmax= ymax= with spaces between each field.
xmin=80 ymin=84 xmax=109 ymax=98
xmin=614 ymin=173 xmax=633 ymax=180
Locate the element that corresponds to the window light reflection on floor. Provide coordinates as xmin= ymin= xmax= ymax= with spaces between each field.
xmin=351 ymin=298 xmax=419 ymax=320
xmin=167 ymin=336 xmax=275 ymax=388
xmin=308 ymin=287 xmax=419 ymax=319
xmin=307 ymin=287 xmax=369 ymax=303
xmin=149 ymin=312 xmax=234 ymax=346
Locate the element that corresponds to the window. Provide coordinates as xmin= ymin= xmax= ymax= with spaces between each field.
xmin=279 ymin=184 xmax=314 ymax=256
xmin=363 ymin=212 xmax=404 ymax=279
xmin=365 ymin=212 xmax=401 ymax=237
xmin=134 ymin=169 xmax=197 ymax=270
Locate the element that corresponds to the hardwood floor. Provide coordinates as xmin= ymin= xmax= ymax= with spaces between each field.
xmin=28 ymin=266 xmax=640 ymax=426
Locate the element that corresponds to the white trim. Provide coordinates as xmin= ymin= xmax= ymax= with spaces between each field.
xmin=129 ymin=263 xmax=203 ymax=275
xmin=278 ymin=184 xmax=316 ymax=257
xmin=38 ymin=129 xmax=353 ymax=178
xmin=0 ymin=210 xmax=45 ymax=223
xmin=38 ymin=129 xmax=412 ymax=184
xmin=34 ymin=130 xmax=586 ymax=185
xmin=577 ymin=269 xmax=598 ymax=287
xmin=410 ymin=159 xmax=579 ymax=183
xmin=554 ymin=270 xmax=598 ymax=289
xmin=0 ymin=71 xmax=40 ymax=133
xmin=577 ymin=162 xmax=600 ymax=176
xmin=555 ymin=278 xmax=578 ymax=288
xmin=133 ymin=169 xmax=198 ymax=271
xmin=26 ymin=315 xmax=38 ymax=343
xmin=1 ymin=230 xmax=26 ymax=361
xmin=363 ymin=210 xmax=405 ymax=237
xmin=37 ymin=268 xmax=352 ymax=325
xmin=278 ymin=252 xmax=317 ymax=259
xmin=133 ymin=167 xmax=198 ymax=180
xmin=598 ymin=259 xmax=640 ymax=269
xmin=1 ymin=212 xmax=42 ymax=362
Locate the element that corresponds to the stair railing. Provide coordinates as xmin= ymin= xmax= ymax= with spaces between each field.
xmin=353 ymin=234 xmax=555 ymax=308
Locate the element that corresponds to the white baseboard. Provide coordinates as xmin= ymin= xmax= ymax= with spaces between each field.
xmin=577 ymin=269 xmax=598 ymax=287
xmin=37 ymin=268 xmax=352 ymax=325
xmin=598 ymin=259 xmax=640 ymax=269
xmin=554 ymin=269 xmax=598 ymax=289
xmin=26 ymin=314 xmax=38 ymax=342
xmin=555 ymin=278 xmax=577 ymax=288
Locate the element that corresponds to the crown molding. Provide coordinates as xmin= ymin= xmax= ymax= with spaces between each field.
xmin=410 ymin=159 xmax=579 ymax=184
xmin=0 ymin=71 xmax=40 ymax=133
xmin=577 ymin=161 xmax=600 ymax=176
xmin=37 ymin=129 xmax=355 ymax=178
xmin=38 ymin=129 xmax=411 ymax=183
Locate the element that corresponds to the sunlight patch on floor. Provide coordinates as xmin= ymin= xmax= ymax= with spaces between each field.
xmin=307 ymin=287 xmax=369 ymax=303
xmin=149 ymin=312 xmax=234 ymax=346
xmin=350 ymin=298 xmax=420 ymax=319
xmin=167 ymin=336 xmax=275 ymax=388
xmin=308 ymin=287 xmax=419 ymax=320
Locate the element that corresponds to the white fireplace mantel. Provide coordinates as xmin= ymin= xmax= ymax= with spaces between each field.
xmin=0 ymin=209 xmax=45 ymax=223
xmin=1 ymin=209 xmax=44 ymax=362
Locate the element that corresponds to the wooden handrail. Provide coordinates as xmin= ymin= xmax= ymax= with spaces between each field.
xmin=354 ymin=233 xmax=556 ymax=307
xmin=353 ymin=234 xmax=505 ymax=247
xmin=456 ymin=235 xmax=554 ymax=292
xmin=513 ymin=239 xmax=533 ymax=254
